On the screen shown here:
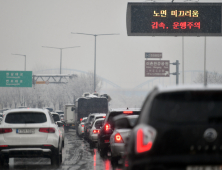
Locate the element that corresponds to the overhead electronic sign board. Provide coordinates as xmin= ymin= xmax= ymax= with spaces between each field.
xmin=127 ymin=3 xmax=222 ymax=36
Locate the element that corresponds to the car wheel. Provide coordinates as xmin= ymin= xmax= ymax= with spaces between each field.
xmin=0 ymin=157 xmax=9 ymax=166
xmin=89 ymin=140 xmax=94 ymax=148
xmin=62 ymin=140 xmax=64 ymax=147
xmin=51 ymin=148 xmax=61 ymax=167
xmin=111 ymin=156 xmax=119 ymax=166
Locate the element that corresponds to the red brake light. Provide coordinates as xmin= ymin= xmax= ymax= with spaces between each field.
xmin=105 ymin=124 xmax=110 ymax=131
xmin=0 ymin=145 xmax=8 ymax=147
xmin=81 ymin=125 xmax=84 ymax=127
xmin=80 ymin=118 xmax=83 ymax=122
xmin=123 ymin=111 xmax=133 ymax=114
xmin=39 ymin=128 xmax=55 ymax=133
xmin=93 ymin=130 xmax=100 ymax=134
xmin=114 ymin=133 xmax=124 ymax=143
xmin=136 ymin=129 xmax=153 ymax=153
xmin=104 ymin=140 xmax=109 ymax=143
xmin=43 ymin=145 xmax=52 ymax=147
xmin=103 ymin=116 xmax=106 ymax=118
xmin=0 ymin=128 xmax=12 ymax=134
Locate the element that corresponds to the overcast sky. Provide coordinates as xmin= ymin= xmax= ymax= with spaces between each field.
xmin=1 ymin=0 xmax=222 ymax=89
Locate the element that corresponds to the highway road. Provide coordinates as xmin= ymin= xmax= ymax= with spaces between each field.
xmin=2 ymin=129 xmax=121 ymax=170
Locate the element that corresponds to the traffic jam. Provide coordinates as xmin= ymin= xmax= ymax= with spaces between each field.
xmin=1 ymin=0 xmax=222 ymax=170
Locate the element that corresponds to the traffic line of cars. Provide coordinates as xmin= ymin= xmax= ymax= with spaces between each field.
xmin=77 ymin=85 xmax=222 ymax=170
xmin=0 ymin=108 xmax=64 ymax=167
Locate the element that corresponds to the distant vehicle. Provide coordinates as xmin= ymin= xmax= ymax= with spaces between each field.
xmin=110 ymin=114 xmax=139 ymax=165
xmin=77 ymin=117 xmax=87 ymax=136
xmin=0 ymin=108 xmax=62 ymax=167
xmin=88 ymin=118 xmax=105 ymax=148
xmin=74 ymin=95 xmax=109 ymax=132
xmin=51 ymin=112 xmax=65 ymax=147
xmin=84 ymin=113 xmax=106 ymax=140
xmin=43 ymin=107 xmax=53 ymax=112
xmin=64 ymin=105 xmax=75 ymax=131
xmin=55 ymin=110 xmax=64 ymax=115
xmin=17 ymin=106 xmax=27 ymax=109
xmin=98 ymin=108 xmax=140 ymax=157
xmin=60 ymin=114 xmax=64 ymax=121
xmin=124 ymin=85 xmax=222 ymax=170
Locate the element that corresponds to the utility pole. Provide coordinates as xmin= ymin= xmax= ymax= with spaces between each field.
xmin=71 ymin=32 xmax=119 ymax=92
xmin=171 ymin=60 xmax=180 ymax=85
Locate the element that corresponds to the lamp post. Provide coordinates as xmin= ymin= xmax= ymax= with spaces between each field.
xmin=42 ymin=46 xmax=80 ymax=74
xmin=12 ymin=54 xmax=26 ymax=71
xmin=71 ymin=32 xmax=119 ymax=92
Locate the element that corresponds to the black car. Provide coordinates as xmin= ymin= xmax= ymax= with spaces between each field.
xmin=125 ymin=86 xmax=222 ymax=170
xmin=97 ymin=108 xmax=140 ymax=157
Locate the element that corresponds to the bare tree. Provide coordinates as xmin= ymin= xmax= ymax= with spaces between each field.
xmin=194 ymin=71 xmax=222 ymax=84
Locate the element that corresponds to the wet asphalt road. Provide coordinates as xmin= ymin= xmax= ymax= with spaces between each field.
xmin=1 ymin=129 xmax=123 ymax=170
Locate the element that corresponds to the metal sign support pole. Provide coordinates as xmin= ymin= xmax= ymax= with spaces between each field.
xmin=94 ymin=35 xmax=97 ymax=92
xmin=182 ymin=37 xmax=184 ymax=84
xmin=204 ymin=36 xmax=207 ymax=86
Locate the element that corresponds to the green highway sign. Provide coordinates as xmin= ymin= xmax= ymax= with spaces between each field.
xmin=0 ymin=71 xmax=32 ymax=87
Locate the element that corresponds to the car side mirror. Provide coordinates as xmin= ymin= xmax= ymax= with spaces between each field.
xmin=57 ymin=121 xmax=64 ymax=127
xmin=71 ymin=106 xmax=75 ymax=111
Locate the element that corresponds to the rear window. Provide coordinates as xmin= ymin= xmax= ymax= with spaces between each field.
xmin=108 ymin=111 xmax=140 ymax=129
xmin=5 ymin=112 xmax=47 ymax=124
xmin=95 ymin=120 xmax=103 ymax=129
xmin=150 ymin=91 xmax=222 ymax=124
xmin=52 ymin=114 xmax=60 ymax=122
xmin=89 ymin=116 xmax=94 ymax=122
xmin=82 ymin=119 xmax=87 ymax=123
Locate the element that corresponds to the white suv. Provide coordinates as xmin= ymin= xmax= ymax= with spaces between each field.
xmin=0 ymin=108 xmax=62 ymax=167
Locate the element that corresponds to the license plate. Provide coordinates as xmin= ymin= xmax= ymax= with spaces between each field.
xmin=187 ymin=166 xmax=222 ymax=170
xmin=16 ymin=129 xmax=35 ymax=134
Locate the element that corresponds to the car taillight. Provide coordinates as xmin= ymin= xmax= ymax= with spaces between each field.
xmin=123 ymin=111 xmax=133 ymax=114
xmin=135 ymin=126 xmax=156 ymax=154
xmin=114 ymin=133 xmax=124 ymax=143
xmin=39 ymin=128 xmax=55 ymax=133
xmin=0 ymin=128 xmax=12 ymax=134
xmin=80 ymin=118 xmax=83 ymax=122
xmin=105 ymin=124 xmax=110 ymax=131
xmin=93 ymin=130 xmax=100 ymax=134
xmin=103 ymin=116 xmax=106 ymax=118
xmin=0 ymin=145 xmax=8 ymax=147
xmin=81 ymin=125 xmax=84 ymax=127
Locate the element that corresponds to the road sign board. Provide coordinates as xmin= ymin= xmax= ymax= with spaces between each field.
xmin=0 ymin=71 xmax=32 ymax=87
xmin=145 ymin=60 xmax=170 ymax=77
xmin=127 ymin=3 xmax=222 ymax=36
xmin=145 ymin=53 xmax=162 ymax=58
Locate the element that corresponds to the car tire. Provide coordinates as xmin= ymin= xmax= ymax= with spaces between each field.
xmin=51 ymin=148 xmax=61 ymax=167
xmin=0 ymin=156 xmax=9 ymax=166
xmin=89 ymin=140 xmax=94 ymax=148
xmin=62 ymin=140 xmax=64 ymax=147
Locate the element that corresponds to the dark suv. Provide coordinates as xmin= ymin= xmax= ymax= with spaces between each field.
xmin=125 ymin=86 xmax=222 ymax=170
xmin=98 ymin=108 xmax=140 ymax=157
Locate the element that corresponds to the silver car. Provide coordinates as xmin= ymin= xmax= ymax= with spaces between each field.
xmin=51 ymin=112 xmax=65 ymax=147
xmin=77 ymin=117 xmax=87 ymax=136
xmin=110 ymin=114 xmax=139 ymax=164
xmin=88 ymin=118 xmax=105 ymax=148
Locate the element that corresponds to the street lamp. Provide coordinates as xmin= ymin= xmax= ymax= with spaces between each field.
xmin=71 ymin=32 xmax=119 ymax=92
xmin=42 ymin=46 xmax=80 ymax=74
xmin=12 ymin=54 xmax=26 ymax=71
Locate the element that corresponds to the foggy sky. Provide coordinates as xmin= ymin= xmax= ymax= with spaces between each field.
xmin=1 ymin=0 xmax=222 ymax=89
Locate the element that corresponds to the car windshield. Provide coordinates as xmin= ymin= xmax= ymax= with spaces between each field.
xmin=52 ymin=114 xmax=60 ymax=122
xmin=81 ymin=119 xmax=87 ymax=123
xmin=5 ymin=112 xmax=47 ymax=124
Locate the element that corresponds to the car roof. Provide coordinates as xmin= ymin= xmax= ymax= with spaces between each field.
xmin=94 ymin=118 xmax=105 ymax=122
xmin=113 ymin=114 xmax=139 ymax=121
xmin=155 ymin=84 xmax=222 ymax=94
xmin=51 ymin=112 xmax=60 ymax=116
xmin=110 ymin=108 xmax=141 ymax=112
xmin=5 ymin=108 xmax=48 ymax=114
xmin=94 ymin=113 xmax=106 ymax=117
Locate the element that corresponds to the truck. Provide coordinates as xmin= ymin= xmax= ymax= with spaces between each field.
xmin=74 ymin=95 xmax=109 ymax=135
xmin=64 ymin=104 xmax=75 ymax=132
